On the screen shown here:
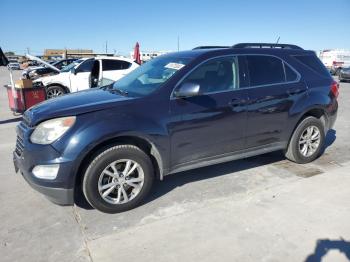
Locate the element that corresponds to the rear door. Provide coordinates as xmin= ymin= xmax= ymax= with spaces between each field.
xmin=102 ymin=59 xmax=132 ymax=82
xmin=243 ymin=55 xmax=305 ymax=148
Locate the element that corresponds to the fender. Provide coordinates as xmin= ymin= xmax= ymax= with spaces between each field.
xmin=286 ymin=87 xmax=331 ymax=141
xmin=51 ymin=110 xmax=170 ymax=187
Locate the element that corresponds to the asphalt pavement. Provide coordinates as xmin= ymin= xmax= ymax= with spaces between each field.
xmin=0 ymin=67 xmax=349 ymax=262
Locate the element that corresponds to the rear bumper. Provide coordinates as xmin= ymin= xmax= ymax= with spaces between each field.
xmin=339 ymin=74 xmax=350 ymax=80
xmin=328 ymin=110 xmax=337 ymax=131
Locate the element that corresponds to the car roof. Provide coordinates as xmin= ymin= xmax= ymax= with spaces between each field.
xmin=164 ymin=43 xmax=313 ymax=60
xmin=94 ymin=56 xmax=135 ymax=63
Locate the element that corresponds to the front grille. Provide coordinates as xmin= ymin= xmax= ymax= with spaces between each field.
xmin=15 ymin=136 xmax=24 ymax=157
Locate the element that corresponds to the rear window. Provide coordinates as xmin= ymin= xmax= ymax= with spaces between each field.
xmin=246 ymin=55 xmax=285 ymax=86
xmin=293 ymin=55 xmax=330 ymax=77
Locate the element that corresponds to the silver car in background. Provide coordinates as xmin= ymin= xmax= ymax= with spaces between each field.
xmin=339 ymin=67 xmax=350 ymax=82
xmin=7 ymin=62 xmax=21 ymax=70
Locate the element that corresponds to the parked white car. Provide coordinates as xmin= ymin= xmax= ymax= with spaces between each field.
xmin=319 ymin=49 xmax=350 ymax=75
xmin=7 ymin=62 xmax=21 ymax=70
xmin=34 ymin=56 xmax=139 ymax=98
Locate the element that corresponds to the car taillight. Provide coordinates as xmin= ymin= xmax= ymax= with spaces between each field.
xmin=332 ymin=61 xmax=344 ymax=66
xmin=331 ymin=81 xmax=339 ymax=98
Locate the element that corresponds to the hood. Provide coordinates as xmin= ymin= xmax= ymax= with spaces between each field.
xmin=26 ymin=54 xmax=60 ymax=72
xmin=23 ymin=65 xmax=45 ymax=74
xmin=24 ymin=88 xmax=135 ymax=126
xmin=34 ymin=72 xmax=69 ymax=85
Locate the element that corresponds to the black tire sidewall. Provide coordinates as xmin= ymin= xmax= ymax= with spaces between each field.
xmin=290 ymin=117 xmax=325 ymax=164
xmin=83 ymin=146 xmax=154 ymax=213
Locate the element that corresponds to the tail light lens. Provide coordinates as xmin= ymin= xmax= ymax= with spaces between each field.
xmin=331 ymin=81 xmax=339 ymax=98
xmin=332 ymin=61 xmax=344 ymax=66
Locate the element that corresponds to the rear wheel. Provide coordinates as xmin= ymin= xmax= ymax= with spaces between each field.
xmin=83 ymin=145 xmax=154 ymax=213
xmin=285 ymin=116 xmax=325 ymax=164
xmin=46 ymin=85 xmax=66 ymax=99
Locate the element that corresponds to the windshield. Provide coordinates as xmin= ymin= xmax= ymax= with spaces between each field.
xmin=111 ymin=55 xmax=192 ymax=96
xmin=60 ymin=59 xmax=83 ymax=72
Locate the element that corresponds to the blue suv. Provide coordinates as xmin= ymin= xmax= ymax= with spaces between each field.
xmin=14 ymin=43 xmax=338 ymax=213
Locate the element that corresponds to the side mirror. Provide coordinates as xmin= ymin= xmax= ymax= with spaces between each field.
xmin=71 ymin=68 xmax=77 ymax=75
xmin=174 ymin=82 xmax=200 ymax=98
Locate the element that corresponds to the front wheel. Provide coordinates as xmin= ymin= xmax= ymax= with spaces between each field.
xmin=83 ymin=145 xmax=154 ymax=213
xmin=46 ymin=85 xmax=66 ymax=99
xmin=285 ymin=116 xmax=325 ymax=164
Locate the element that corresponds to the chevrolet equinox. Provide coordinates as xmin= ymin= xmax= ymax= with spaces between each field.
xmin=14 ymin=43 xmax=338 ymax=213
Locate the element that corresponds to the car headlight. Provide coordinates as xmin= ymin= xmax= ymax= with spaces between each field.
xmin=30 ymin=116 xmax=76 ymax=144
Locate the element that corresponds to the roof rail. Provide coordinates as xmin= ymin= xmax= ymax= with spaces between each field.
xmin=193 ymin=46 xmax=229 ymax=50
xmin=232 ymin=43 xmax=303 ymax=50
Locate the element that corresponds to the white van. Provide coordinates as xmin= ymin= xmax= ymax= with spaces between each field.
xmin=319 ymin=49 xmax=350 ymax=75
xmin=34 ymin=56 xmax=139 ymax=98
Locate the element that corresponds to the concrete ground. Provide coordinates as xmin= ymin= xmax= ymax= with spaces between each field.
xmin=0 ymin=67 xmax=349 ymax=262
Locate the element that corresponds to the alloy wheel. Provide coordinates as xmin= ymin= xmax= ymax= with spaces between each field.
xmin=97 ymin=159 xmax=144 ymax=204
xmin=298 ymin=125 xmax=321 ymax=157
xmin=47 ymin=88 xmax=63 ymax=99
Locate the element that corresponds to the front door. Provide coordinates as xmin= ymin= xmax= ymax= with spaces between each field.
xmin=69 ymin=58 xmax=95 ymax=92
xmin=169 ymin=56 xmax=248 ymax=168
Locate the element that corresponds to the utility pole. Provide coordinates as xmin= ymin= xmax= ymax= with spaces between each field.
xmin=177 ymin=36 xmax=180 ymax=52
xmin=26 ymin=47 xmax=30 ymax=54
xmin=105 ymin=41 xmax=108 ymax=54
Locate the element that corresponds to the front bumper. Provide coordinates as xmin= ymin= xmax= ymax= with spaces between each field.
xmin=13 ymin=153 xmax=74 ymax=205
xmin=13 ymin=122 xmax=76 ymax=205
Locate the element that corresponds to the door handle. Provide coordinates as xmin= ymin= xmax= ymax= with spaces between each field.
xmin=287 ymin=89 xmax=305 ymax=96
xmin=229 ymin=98 xmax=244 ymax=107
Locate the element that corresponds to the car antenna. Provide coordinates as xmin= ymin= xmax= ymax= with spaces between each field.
xmin=276 ymin=36 xmax=280 ymax=44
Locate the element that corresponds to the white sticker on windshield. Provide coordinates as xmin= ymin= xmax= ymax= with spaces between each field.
xmin=165 ymin=62 xmax=185 ymax=70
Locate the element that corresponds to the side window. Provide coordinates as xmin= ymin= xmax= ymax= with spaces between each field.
xmin=55 ymin=61 xmax=63 ymax=69
xmin=293 ymin=55 xmax=330 ymax=77
xmin=246 ymin=55 xmax=285 ymax=86
xmin=102 ymin=59 xmax=131 ymax=71
xmin=120 ymin=61 xmax=132 ymax=69
xmin=77 ymin=59 xmax=94 ymax=73
xmin=182 ymin=56 xmax=238 ymax=94
xmin=284 ymin=63 xmax=298 ymax=81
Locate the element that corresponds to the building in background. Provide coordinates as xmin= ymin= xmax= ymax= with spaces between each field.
xmin=43 ymin=49 xmax=94 ymax=60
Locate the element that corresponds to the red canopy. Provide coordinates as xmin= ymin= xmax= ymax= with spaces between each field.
xmin=133 ymin=42 xmax=141 ymax=65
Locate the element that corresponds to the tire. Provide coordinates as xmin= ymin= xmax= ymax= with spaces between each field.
xmin=83 ymin=145 xmax=154 ymax=213
xmin=46 ymin=85 xmax=66 ymax=99
xmin=335 ymin=68 xmax=341 ymax=76
xmin=285 ymin=116 xmax=325 ymax=164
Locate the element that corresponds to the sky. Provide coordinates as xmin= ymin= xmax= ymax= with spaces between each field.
xmin=0 ymin=0 xmax=349 ymax=56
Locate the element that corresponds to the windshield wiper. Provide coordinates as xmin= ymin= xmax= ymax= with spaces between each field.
xmin=100 ymin=84 xmax=129 ymax=96
xmin=101 ymin=85 xmax=128 ymax=96
xmin=113 ymin=88 xmax=128 ymax=96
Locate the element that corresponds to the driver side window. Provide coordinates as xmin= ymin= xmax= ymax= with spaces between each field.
xmin=182 ymin=56 xmax=238 ymax=94
xmin=76 ymin=59 xmax=94 ymax=73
